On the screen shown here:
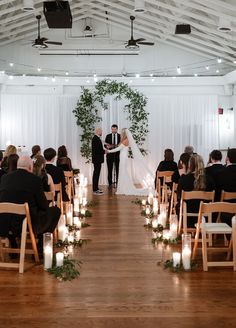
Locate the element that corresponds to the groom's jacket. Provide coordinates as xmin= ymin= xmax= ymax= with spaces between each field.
xmin=105 ymin=133 xmax=121 ymax=160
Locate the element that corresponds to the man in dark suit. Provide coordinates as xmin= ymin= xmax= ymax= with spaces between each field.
xmin=105 ymin=124 xmax=120 ymax=188
xmin=0 ymin=150 xmax=6 ymax=183
xmin=0 ymin=156 xmax=60 ymax=252
xmin=92 ymin=127 xmax=106 ymax=194
xmin=44 ymin=148 xmax=69 ymax=202
xmin=205 ymin=149 xmax=224 ymax=201
xmin=218 ymin=148 xmax=236 ymax=226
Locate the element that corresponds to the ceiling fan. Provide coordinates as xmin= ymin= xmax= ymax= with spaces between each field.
xmin=125 ymin=16 xmax=154 ymax=49
xmin=32 ymin=15 xmax=62 ymax=49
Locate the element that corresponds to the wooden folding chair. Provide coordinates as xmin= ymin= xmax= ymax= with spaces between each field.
xmin=64 ymin=171 xmax=74 ymax=202
xmin=192 ymin=202 xmax=236 ymax=271
xmin=54 ymin=183 xmax=64 ymax=214
xmin=156 ymin=171 xmax=174 ymax=205
xmin=217 ymin=191 xmax=236 ymax=222
xmin=44 ymin=191 xmax=55 ymax=207
xmin=178 ymin=190 xmax=215 ymax=235
xmin=0 ymin=202 xmax=39 ymax=273
xmin=169 ymin=182 xmax=178 ymax=215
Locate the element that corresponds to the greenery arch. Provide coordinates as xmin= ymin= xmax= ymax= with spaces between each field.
xmin=73 ymin=79 xmax=149 ymax=163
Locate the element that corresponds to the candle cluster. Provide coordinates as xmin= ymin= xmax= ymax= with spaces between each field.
xmin=44 ymin=172 xmax=89 ymax=271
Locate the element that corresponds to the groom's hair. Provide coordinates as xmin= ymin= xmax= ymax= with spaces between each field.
xmin=111 ymin=124 xmax=118 ymax=129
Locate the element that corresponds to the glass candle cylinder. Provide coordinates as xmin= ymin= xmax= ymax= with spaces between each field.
xmin=170 ymin=214 xmax=178 ymax=239
xmin=58 ymin=214 xmax=66 ymax=241
xmin=148 ymin=192 xmax=154 ymax=205
xmin=43 ymin=232 xmax=53 ymax=270
xmin=66 ymin=204 xmax=73 ymax=225
xmin=172 ymin=252 xmax=181 ymax=267
xmin=56 ymin=252 xmax=64 ymax=267
xmin=182 ymin=233 xmax=191 ymax=270
xmin=152 ymin=219 xmax=158 ymax=228
xmin=142 ymin=199 xmax=147 ymax=206
xmin=163 ymin=229 xmax=171 ymax=240
xmin=74 ymin=197 xmax=80 ymax=212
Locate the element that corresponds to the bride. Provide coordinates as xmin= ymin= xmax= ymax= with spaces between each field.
xmin=108 ymin=128 xmax=154 ymax=195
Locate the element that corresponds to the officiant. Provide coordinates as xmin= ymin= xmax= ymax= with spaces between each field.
xmin=105 ymin=124 xmax=121 ymax=188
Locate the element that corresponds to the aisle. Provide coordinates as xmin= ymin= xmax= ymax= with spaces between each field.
xmin=0 ymin=190 xmax=236 ymax=328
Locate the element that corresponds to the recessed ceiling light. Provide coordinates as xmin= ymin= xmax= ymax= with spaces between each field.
xmin=177 ymin=66 xmax=181 ymax=74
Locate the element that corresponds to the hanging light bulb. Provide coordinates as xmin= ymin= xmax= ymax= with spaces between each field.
xmin=177 ymin=66 xmax=181 ymax=74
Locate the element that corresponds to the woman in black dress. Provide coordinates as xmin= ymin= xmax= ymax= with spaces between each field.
xmin=56 ymin=145 xmax=72 ymax=172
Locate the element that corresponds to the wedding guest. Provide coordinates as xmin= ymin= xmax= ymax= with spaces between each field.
xmin=184 ymin=145 xmax=194 ymax=155
xmin=105 ymin=124 xmax=121 ymax=189
xmin=7 ymin=154 xmax=19 ymax=173
xmin=172 ymin=152 xmax=191 ymax=183
xmin=177 ymin=154 xmax=214 ymax=227
xmin=92 ymin=127 xmax=106 ymax=194
xmin=155 ymin=149 xmax=178 ymax=187
xmin=44 ymin=148 xmax=69 ymax=202
xmin=0 ymin=156 xmax=60 ymax=253
xmin=218 ymin=148 xmax=236 ymax=225
xmin=205 ymin=150 xmax=224 ymax=201
xmin=56 ymin=145 xmax=72 ymax=171
xmin=1 ymin=145 xmax=17 ymax=172
xmin=33 ymin=155 xmax=55 ymax=194
xmin=30 ymin=145 xmax=41 ymax=159
xmin=0 ymin=151 xmax=6 ymax=182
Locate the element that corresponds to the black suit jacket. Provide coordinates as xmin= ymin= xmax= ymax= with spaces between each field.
xmin=0 ymin=169 xmax=49 ymax=236
xmin=45 ymin=164 xmax=69 ymax=201
xmin=218 ymin=165 xmax=236 ymax=192
xmin=105 ymin=133 xmax=121 ymax=160
xmin=92 ymin=135 xmax=105 ymax=164
xmin=205 ymin=163 xmax=224 ymax=201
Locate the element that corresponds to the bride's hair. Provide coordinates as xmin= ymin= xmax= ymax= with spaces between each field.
xmin=120 ymin=128 xmax=127 ymax=142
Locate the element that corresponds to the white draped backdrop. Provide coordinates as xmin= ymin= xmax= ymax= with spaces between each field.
xmin=0 ymin=93 xmax=219 ymax=184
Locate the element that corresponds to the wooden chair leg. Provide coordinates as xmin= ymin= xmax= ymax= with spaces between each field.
xmin=201 ymin=218 xmax=208 ymax=271
xmin=19 ymin=218 xmax=27 ymax=274
xmin=232 ymin=217 xmax=236 ymax=271
xmin=193 ymin=225 xmax=200 ymax=259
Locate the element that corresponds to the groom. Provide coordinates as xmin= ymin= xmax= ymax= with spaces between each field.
xmin=105 ymin=124 xmax=121 ymax=188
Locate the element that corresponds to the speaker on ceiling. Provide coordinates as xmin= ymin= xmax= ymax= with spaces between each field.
xmin=175 ymin=24 xmax=191 ymax=34
xmin=43 ymin=1 xmax=72 ymax=28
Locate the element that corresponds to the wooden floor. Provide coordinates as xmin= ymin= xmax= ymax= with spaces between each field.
xmin=0 ymin=188 xmax=236 ymax=328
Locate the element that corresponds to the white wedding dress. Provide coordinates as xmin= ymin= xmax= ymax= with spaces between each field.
xmin=108 ymin=129 xmax=154 ymax=196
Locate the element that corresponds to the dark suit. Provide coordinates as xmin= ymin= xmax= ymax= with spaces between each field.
xmin=205 ymin=163 xmax=224 ymax=201
xmin=92 ymin=135 xmax=105 ymax=192
xmin=0 ymin=169 xmax=60 ymax=238
xmin=105 ymin=133 xmax=121 ymax=186
xmin=45 ymin=163 xmax=69 ymax=202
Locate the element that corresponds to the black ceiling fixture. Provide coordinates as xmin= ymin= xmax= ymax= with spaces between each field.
xmin=32 ymin=15 xmax=62 ymax=49
xmin=43 ymin=1 xmax=72 ymax=28
xmin=125 ymin=16 xmax=154 ymax=49
xmin=175 ymin=24 xmax=191 ymax=34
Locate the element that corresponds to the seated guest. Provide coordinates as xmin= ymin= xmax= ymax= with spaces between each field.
xmin=56 ymin=145 xmax=72 ymax=171
xmin=205 ymin=150 xmax=224 ymax=201
xmin=30 ymin=145 xmax=41 ymax=159
xmin=184 ymin=145 xmax=194 ymax=156
xmin=33 ymin=155 xmax=55 ymax=195
xmin=0 ymin=156 xmax=60 ymax=253
xmin=173 ymin=152 xmax=191 ymax=183
xmin=177 ymin=154 xmax=214 ymax=227
xmin=1 ymin=145 xmax=17 ymax=172
xmin=218 ymin=148 xmax=236 ymax=226
xmin=7 ymin=154 xmax=19 ymax=173
xmin=0 ymin=151 xmax=6 ymax=182
xmin=44 ymin=148 xmax=69 ymax=202
xmin=155 ymin=149 xmax=178 ymax=187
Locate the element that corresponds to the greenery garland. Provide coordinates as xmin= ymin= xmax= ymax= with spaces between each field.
xmin=73 ymin=79 xmax=149 ymax=162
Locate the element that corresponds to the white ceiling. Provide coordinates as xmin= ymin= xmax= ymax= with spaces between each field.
xmin=0 ymin=0 xmax=236 ymax=77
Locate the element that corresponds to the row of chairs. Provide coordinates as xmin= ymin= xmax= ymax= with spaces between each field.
xmin=156 ymin=171 xmax=236 ymax=271
xmin=0 ymin=170 xmax=76 ymax=273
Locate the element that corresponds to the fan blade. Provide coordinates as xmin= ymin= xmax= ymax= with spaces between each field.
xmin=44 ymin=41 xmax=63 ymax=45
xmin=135 ymin=38 xmax=146 ymax=42
xmin=137 ymin=41 xmax=154 ymax=46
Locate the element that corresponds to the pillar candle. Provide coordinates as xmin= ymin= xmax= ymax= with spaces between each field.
xmin=56 ymin=252 xmax=64 ymax=267
xmin=172 ymin=252 xmax=181 ymax=267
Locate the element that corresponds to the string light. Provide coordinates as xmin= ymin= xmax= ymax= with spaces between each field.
xmin=205 ymin=66 xmax=209 ymax=70
xmin=37 ymin=67 xmax=41 ymax=72
xmin=51 ymin=77 xmax=56 ymax=82
xmin=149 ymin=73 xmax=153 ymax=77
xmin=135 ymin=73 xmax=140 ymax=78
xmin=9 ymin=62 xmax=14 ymax=67
xmin=65 ymin=72 xmax=69 ymax=76
xmin=217 ymin=58 xmax=222 ymax=63
xmin=194 ymin=73 xmax=198 ymax=77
